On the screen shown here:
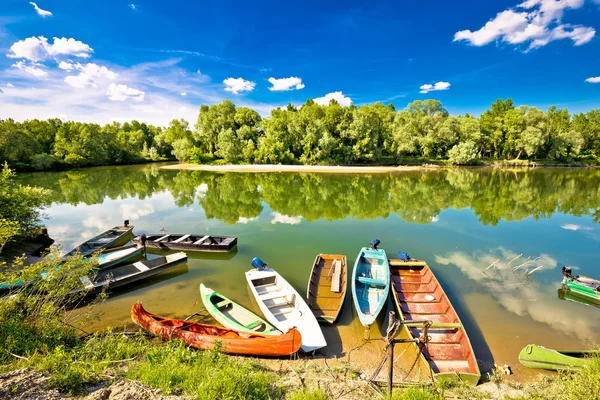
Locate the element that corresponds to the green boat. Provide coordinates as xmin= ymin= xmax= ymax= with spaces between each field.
xmin=519 ymin=344 xmax=600 ymax=371
xmin=558 ymin=288 xmax=600 ymax=309
xmin=199 ymin=283 xmax=280 ymax=335
xmin=561 ymin=266 xmax=600 ymax=306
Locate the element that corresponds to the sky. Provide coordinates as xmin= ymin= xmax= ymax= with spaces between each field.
xmin=0 ymin=0 xmax=599 ymax=125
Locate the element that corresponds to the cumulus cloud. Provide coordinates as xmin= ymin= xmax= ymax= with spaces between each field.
xmin=314 ymin=91 xmax=352 ymax=106
xmin=268 ymin=76 xmax=305 ymax=91
xmin=106 ymin=83 xmax=145 ymax=101
xmin=58 ymin=61 xmax=74 ymax=71
xmin=561 ymin=224 xmax=593 ymax=231
xmin=11 ymin=61 xmax=48 ymax=78
xmin=129 ymin=4 xmax=136 ymax=10
xmin=7 ymin=36 xmax=93 ymax=61
xmin=419 ymin=81 xmax=450 ymax=94
xmin=237 ymin=217 xmax=258 ymax=224
xmin=29 ymin=2 xmax=52 ymax=17
xmin=586 ymin=76 xmax=600 ymax=83
xmin=64 ymin=63 xmax=118 ymax=88
xmin=119 ymin=203 xmax=155 ymax=220
xmin=271 ymin=213 xmax=302 ymax=225
xmin=454 ymin=0 xmax=595 ymax=50
xmin=180 ymin=92 xmax=187 ymax=96
xmin=223 ymin=77 xmax=255 ymax=94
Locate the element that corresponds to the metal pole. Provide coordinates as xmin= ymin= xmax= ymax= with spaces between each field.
xmin=387 ymin=311 xmax=396 ymax=398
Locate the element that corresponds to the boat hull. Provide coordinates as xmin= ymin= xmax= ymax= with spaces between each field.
xmin=351 ymin=248 xmax=390 ymax=327
xmin=199 ymin=284 xmax=280 ymax=335
xmin=519 ymin=344 xmax=599 ymax=371
xmin=65 ymin=225 xmax=134 ymax=257
xmin=246 ymin=267 xmax=327 ymax=352
xmin=563 ymin=276 xmax=600 ymax=306
xmin=134 ymin=233 xmax=237 ymax=252
xmin=389 ymin=259 xmax=480 ymax=386
xmin=131 ymin=303 xmax=301 ymax=357
xmin=307 ymin=254 xmax=347 ymax=324
xmin=96 ymin=244 xmax=143 ymax=270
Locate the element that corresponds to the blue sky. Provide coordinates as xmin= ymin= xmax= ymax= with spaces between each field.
xmin=0 ymin=0 xmax=599 ymax=125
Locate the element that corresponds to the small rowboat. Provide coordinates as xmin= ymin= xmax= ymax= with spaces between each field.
xmin=96 ymin=244 xmax=143 ymax=270
xmin=562 ymin=275 xmax=600 ymax=306
xmin=131 ymin=303 xmax=301 ymax=357
xmin=75 ymin=252 xmax=187 ymax=295
xmin=307 ymin=254 xmax=347 ymax=324
xmin=133 ymin=233 xmax=237 ymax=252
xmin=199 ymin=283 xmax=280 ymax=335
xmin=519 ymin=344 xmax=600 ymax=371
xmin=389 ymin=258 xmax=480 ymax=386
xmin=246 ymin=258 xmax=327 ymax=352
xmin=65 ymin=225 xmax=134 ymax=257
xmin=351 ymin=247 xmax=390 ymax=328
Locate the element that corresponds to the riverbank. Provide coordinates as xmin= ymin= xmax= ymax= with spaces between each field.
xmin=162 ymin=164 xmax=442 ymax=173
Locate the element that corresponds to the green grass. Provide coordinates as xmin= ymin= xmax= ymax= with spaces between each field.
xmin=391 ymin=387 xmax=444 ymax=400
xmin=287 ymin=389 xmax=330 ymax=400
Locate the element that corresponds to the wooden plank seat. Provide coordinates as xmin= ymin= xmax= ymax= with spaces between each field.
xmin=331 ymin=259 xmax=342 ymax=292
xmin=261 ymin=291 xmax=292 ymax=301
xmin=153 ymin=234 xmax=170 ymax=243
xmin=192 ymin=235 xmax=210 ymax=245
xmin=172 ymin=234 xmax=191 ymax=244
xmin=215 ymin=299 xmax=230 ymax=309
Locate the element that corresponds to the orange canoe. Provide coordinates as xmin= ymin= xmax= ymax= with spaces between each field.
xmin=131 ymin=302 xmax=301 ymax=357
xmin=389 ymin=260 xmax=480 ymax=385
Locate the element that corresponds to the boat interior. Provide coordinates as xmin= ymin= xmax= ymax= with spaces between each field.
xmin=390 ymin=262 xmax=479 ymax=376
xmin=251 ymin=274 xmax=300 ymax=322
xmin=307 ymin=255 xmax=346 ymax=319
xmin=209 ymin=292 xmax=272 ymax=333
xmin=355 ymin=254 xmax=387 ymax=316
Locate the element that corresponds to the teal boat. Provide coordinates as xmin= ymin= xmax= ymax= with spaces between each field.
xmin=351 ymin=241 xmax=390 ymax=328
xmin=561 ymin=266 xmax=600 ymax=306
xmin=199 ymin=283 xmax=280 ymax=335
xmin=519 ymin=344 xmax=600 ymax=371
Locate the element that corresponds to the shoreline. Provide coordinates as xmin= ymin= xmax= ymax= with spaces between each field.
xmin=161 ymin=163 xmax=442 ymax=173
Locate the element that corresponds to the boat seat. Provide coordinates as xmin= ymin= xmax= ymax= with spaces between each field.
xmin=172 ymin=234 xmax=191 ymax=244
xmin=245 ymin=320 xmax=264 ymax=330
xmin=260 ymin=291 xmax=291 ymax=301
xmin=215 ymin=300 xmax=230 ymax=309
xmin=271 ymin=307 xmax=295 ymax=317
xmin=192 ymin=235 xmax=210 ymax=245
xmin=357 ymin=276 xmax=386 ymax=288
xmin=153 ymin=234 xmax=170 ymax=243
xmin=331 ymin=260 xmax=342 ymax=293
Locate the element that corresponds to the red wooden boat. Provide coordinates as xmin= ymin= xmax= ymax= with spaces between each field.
xmin=389 ymin=259 xmax=481 ymax=385
xmin=130 ymin=303 xmax=302 ymax=357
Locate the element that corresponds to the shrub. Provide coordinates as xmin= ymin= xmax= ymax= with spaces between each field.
xmin=63 ymin=153 xmax=87 ymax=166
xmin=448 ymin=141 xmax=478 ymax=165
xmin=30 ymin=153 xmax=56 ymax=170
xmin=187 ymin=146 xmax=215 ymax=164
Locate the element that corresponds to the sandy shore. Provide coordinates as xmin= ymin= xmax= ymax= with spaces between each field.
xmin=161 ymin=163 xmax=442 ymax=173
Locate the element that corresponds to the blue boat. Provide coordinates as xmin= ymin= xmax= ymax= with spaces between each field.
xmin=351 ymin=241 xmax=390 ymax=328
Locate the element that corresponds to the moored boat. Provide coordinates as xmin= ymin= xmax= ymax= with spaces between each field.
xmin=65 ymin=224 xmax=134 ymax=257
xmin=75 ymin=252 xmax=187 ymax=295
xmin=389 ymin=255 xmax=480 ymax=386
xmin=199 ymin=283 xmax=280 ymax=335
xmin=351 ymin=242 xmax=390 ymax=329
xmin=561 ymin=266 xmax=600 ymax=306
xmin=519 ymin=344 xmax=600 ymax=371
xmin=131 ymin=302 xmax=301 ymax=357
xmin=133 ymin=233 xmax=237 ymax=252
xmin=307 ymin=254 xmax=347 ymax=324
xmin=246 ymin=258 xmax=327 ymax=352
xmin=95 ymin=244 xmax=143 ymax=270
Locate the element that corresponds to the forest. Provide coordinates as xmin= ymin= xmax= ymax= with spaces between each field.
xmin=1 ymin=98 xmax=599 ymax=169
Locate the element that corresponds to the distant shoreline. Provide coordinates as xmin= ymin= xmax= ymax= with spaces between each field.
xmin=161 ymin=163 xmax=443 ymax=173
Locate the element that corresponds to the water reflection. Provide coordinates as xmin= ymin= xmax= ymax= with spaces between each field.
xmin=20 ymin=166 xmax=600 ymax=226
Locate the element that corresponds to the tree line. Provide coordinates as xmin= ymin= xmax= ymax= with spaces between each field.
xmin=2 ymin=98 xmax=600 ymax=169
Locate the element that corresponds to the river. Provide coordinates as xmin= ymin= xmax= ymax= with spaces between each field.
xmin=18 ymin=164 xmax=600 ymax=379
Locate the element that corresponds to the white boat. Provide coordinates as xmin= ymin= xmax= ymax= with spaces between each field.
xmin=245 ymin=259 xmax=327 ymax=352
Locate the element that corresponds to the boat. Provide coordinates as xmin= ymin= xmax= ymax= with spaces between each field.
xmin=519 ymin=344 xmax=600 ymax=371
xmin=95 ymin=244 xmax=143 ymax=270
xmin=131 ymin=302 xmax=301 ymax=357
xmin=0 ymin=244 xmax=143 ymax=293
xmin=306 ymin=254 xmax=347 ymax=324
xmin=561 ymin=267 xmax=600 ymax=306
xmin=389 ymin=256 xmax=480 ymax=386
xmin=75 ymin=252 xmax=187 ymax=296
xmin=133 ymin=233 xmax=237 ymax=252
xmin=199 ymin=283 xmax=280 ymax=335
xmin=558 ymin=287 xmax=600 ymax=309
xmin=351 ymin=243 xmax=390 ymax=328
xmin=65 ymin=224 xmax=134 ymax=257
xmin=245 ymin=258 xmax=327 ymax=352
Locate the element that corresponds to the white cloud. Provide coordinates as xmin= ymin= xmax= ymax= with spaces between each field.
xmin=106 ymin=83 xmax=145 ymax=101
xmin=271 ymin=212 xmax=302 ymax=225
xmin=29 ymin=2 xmax=52 ymax=17
xmin=64 ymin=63 xmax=118 ymax=88
xmin=180 ymin=92 xmax=187 ymax=96
xmin=314 ymin=91 xmax=352 ymax=106
xmin=2 ymin=83 xmax=14 ymax=88
xmin=7 ymin=36 xmax=93 ymax=61
xmin=561 ymin=224 xmax=593 ymax=231
xmin=419 ymin=81 xmax=450 ymax=94
xmin=58 ymin=61 xmax=74 ymax=71
xmin=237 ymin=217 xmax=258 ymax=224
xmin=129 ymin=4 xmax=136 ymax=10
xmin=453 ymin=0 xmax=595 ymax=50
xmin=223 ymin=77 xmax=255 ymax=94
xmin=119 ymin=203 xmax=155 ymax=220
xmin=268 ymin=76 xmax=305 ymax=91
xmin=11 ymin=61 xmax=48 ymax=78
xmin=585 ymin=76 xmax=600 ymax=83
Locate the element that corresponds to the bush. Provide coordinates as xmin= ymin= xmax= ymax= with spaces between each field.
xmin=187 ymin=146 xmax=215 ymax=164
xmin=448 ymin=141 xmax=478 ymax=165
xmin=63 ymin=153 xmax=87 ymax=166
xmin=30 ymin=153 xmax=56 ymax=170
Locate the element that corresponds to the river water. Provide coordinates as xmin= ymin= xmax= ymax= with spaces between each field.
xmin=19 ymin=164 xmax=600 ymax=378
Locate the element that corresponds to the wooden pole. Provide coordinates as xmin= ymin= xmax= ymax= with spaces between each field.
xmin=387 ymin=311 xmax=396 ymax=398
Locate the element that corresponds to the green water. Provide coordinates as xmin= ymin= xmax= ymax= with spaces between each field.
xmin=19 ymin=164 xmax=600 ymax=373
